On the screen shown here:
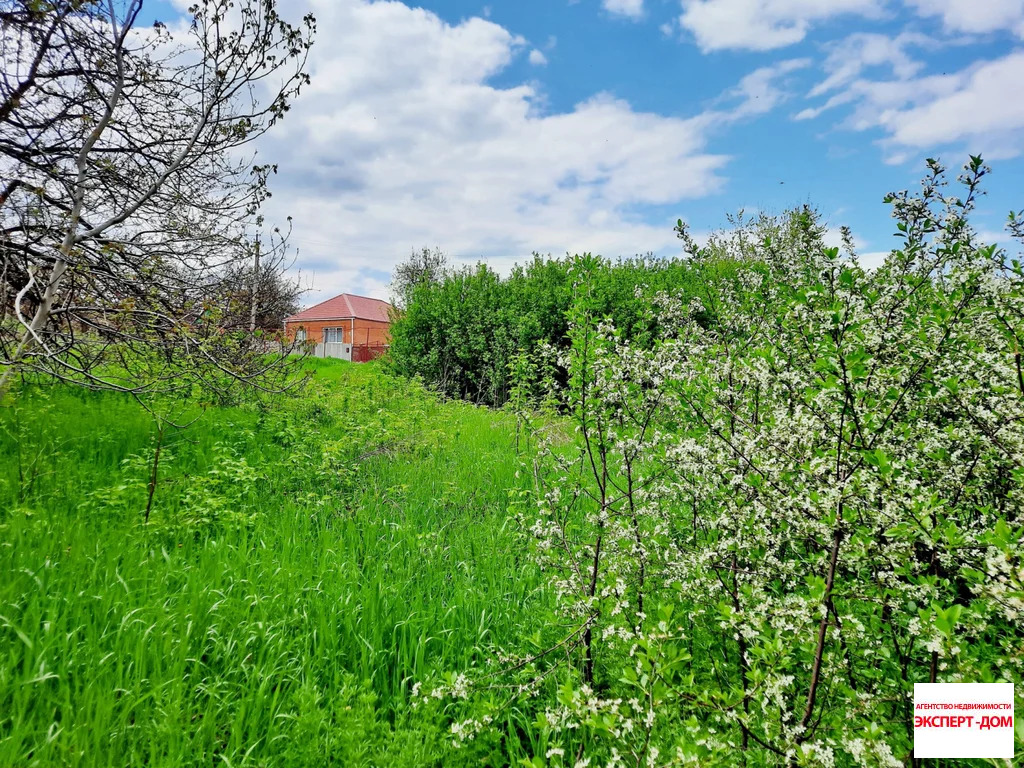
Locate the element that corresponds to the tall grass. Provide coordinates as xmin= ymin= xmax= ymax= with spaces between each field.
xmin=0 ymin=360 xmax=541 ymax=766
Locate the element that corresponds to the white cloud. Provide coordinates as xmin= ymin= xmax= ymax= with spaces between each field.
xmin=603 ymin=0 xmax=645 ymax=19
xmin=905 ymin=0 xmax=1024 ymax=36
xmin=724 ymin=58 xmax=811 ymax=117
xmin=528 ymin=49 xmax=548 ymax=65
xmin=808 ymin=32 xmax=931 ymax=98
xmin=669 ymin=0 xmax=1022 ymax=52
xmin=799 ymin=51 xmax=1024 ymax=161
xmin=254 ymin=0 xmax=739 ymax=299
xmin=879 ymin=53 xmax=1024 ymax=152
xmin=857 ymin=250 xmax=892 ymax=268
xmin=677 ymin=0 xmax=882 ymax=52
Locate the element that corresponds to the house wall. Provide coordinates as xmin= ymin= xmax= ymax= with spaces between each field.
xmin=351 ymin=318 xmax=390 ymax=346
xmin=285 ymin=318 xmax=390 ymax=345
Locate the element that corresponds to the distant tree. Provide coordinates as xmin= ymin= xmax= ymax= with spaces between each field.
xmin=250 ymin=263 xmax=306 ymax=334
xmin=0 ymin=0 xmax=316 ymax=400
xmin=390 ymin=247 xmax=448 ymax=309
xmin=219 ymin=245 xmax=306 ymax=334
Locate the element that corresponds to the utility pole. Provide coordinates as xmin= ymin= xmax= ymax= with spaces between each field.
xmin=249 ymin=235 xmax=261 ymax=334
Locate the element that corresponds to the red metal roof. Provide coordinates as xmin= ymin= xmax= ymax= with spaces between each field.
xmin=285 ymin=293 xmax=393 ymax=324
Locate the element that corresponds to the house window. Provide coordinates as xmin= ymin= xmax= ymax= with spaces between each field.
xmin=323 ymin=327 xmax=345 ymax=343
xmin=295 ymin=328 xmax=307 ymax=342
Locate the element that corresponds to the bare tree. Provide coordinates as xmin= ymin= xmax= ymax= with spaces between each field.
xmin=220 ymin=234 xmax=306 ymax=334
xmin=0 ymin=0 xmax=316 ymax=399
xmin=390 ymin=246 xmax=448 ymax=309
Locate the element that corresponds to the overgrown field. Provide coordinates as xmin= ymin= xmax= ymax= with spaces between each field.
xmin=0 ymin=360 xmax=544 ymax=767
xmin=3 ymin=164 xmax=1024 ymax=768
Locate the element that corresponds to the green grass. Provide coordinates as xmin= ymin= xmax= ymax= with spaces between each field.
xmin=0 ymin=359 xmax=543 ymax=766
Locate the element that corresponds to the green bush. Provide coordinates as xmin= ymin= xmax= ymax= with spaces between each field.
xmin=387 ymin=252 xmax=705 ymax=406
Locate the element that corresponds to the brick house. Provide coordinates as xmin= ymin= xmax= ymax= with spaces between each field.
xmin=283 ymin=293 xmax=394 ymax=361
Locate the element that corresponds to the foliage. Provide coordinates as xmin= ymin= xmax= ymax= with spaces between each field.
xmin=0 ymin=359 xmax=544 ymax=767
xmin=429 ymin=159 xmax=1024 ymax=767
xmin=4 ymin=155 xmax=1024 ymax=768
xmin=387 ymin=253 xmax=704 ymax=406
xmin=0 ymin=0 xmax=315 ymax=399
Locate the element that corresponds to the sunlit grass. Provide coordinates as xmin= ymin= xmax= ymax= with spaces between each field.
xmin=0 ymin=360 xmax=542 ymax=766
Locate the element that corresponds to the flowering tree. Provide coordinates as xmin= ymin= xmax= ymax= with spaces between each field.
xmin=435 ymin=159 xmax=1024 ymax=768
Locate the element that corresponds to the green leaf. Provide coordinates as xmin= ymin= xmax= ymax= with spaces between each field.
xmin=932 ymin=603 xmax=963 ymax=639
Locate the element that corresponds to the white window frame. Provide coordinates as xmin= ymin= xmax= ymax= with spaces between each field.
xmin=323 ymin=326 xmax=346 ymax=344
xmin=295 ymin=327 xmax=307 ymax=342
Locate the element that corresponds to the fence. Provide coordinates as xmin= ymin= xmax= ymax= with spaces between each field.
xmin=308 ymin=341 xmax=387 ymax=362
xmin=262 ymin=337 xmax=388 ymax=362
xmin=352 ymin=343 xmax=388 ymax=363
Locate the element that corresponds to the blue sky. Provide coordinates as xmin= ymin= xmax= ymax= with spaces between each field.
xmin=149 ymin=0 xmax=1024 ymax=300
